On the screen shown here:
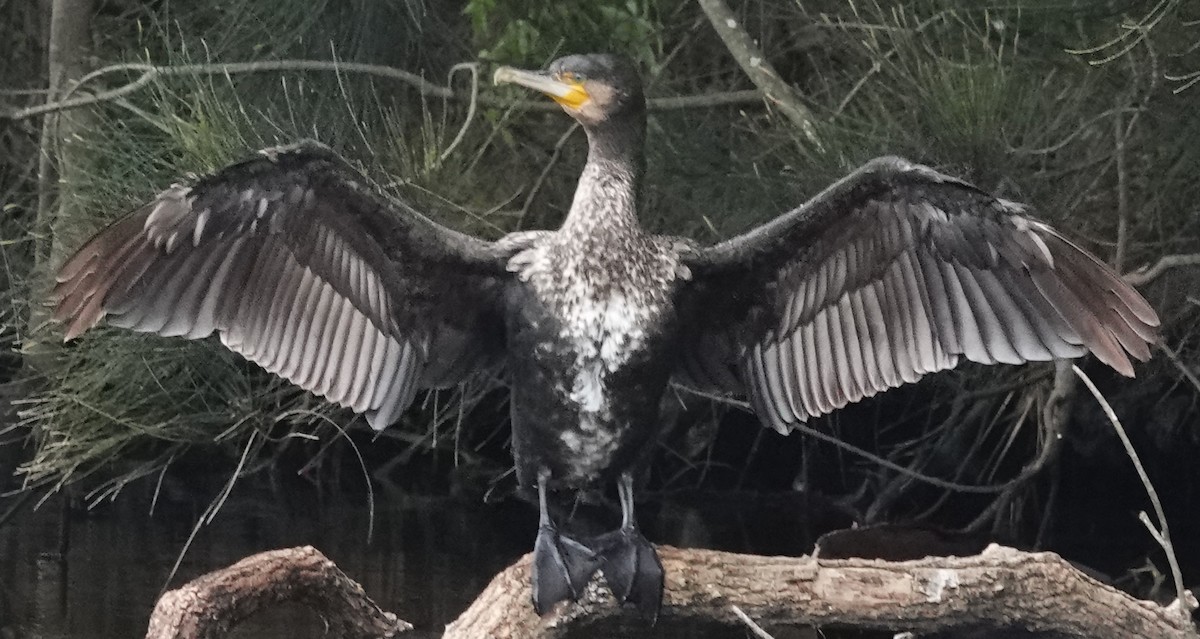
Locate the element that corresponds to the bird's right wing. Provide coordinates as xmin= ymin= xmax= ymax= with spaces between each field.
xmin=53 ymin=141 xmax=523 ymax=430
xmin=675 ymin=157 xmax=1159 ymax=433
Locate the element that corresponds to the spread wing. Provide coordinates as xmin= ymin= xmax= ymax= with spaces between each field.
xmin=676 ymin=157 xmax=1160 ymax=434
xmin=53 ymin=141 xmax=519 ymax=431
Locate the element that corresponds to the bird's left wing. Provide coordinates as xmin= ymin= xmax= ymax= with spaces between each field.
xmin=675 ymin=157 xmax=1159 ymax=434
xmin=52 ymin=141 xmax=523 ymax=430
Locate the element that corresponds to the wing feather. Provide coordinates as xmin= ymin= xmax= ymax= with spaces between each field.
xmin=53 ymin=141 xmax=517 ymax=431
xmin=841 ymin=292 xmax=869 ymax=400
xmin=777 ymin=330 xmax=804 ymax=419
xmin=678 ymin=156 xmax=1159 ymax=430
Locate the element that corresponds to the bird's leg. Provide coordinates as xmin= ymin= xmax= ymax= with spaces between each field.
xmin=590 ymin=472 xmax=664 ymax=621
xmin=531 ymin=469 xmax=601 ymax=614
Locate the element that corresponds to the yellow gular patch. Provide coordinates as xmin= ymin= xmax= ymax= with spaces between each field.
xmin=552 ymin=80 xmax=590 ymax=110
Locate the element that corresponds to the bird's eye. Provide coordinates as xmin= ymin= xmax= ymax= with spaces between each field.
xmin=560 ymin=71 xmax=586 ymax=83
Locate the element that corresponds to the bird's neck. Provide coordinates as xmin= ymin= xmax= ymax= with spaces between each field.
xmin=560 ymin=118 xmax=645 ymax=240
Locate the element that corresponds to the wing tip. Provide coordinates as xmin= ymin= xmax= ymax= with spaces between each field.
xmin=365 ymin=408 xmax=395 ymax=432
xmin=1105 ymin=350 xmax=1137 ymax=378
xmin=60 ymin=310 xmax=101 ymax=342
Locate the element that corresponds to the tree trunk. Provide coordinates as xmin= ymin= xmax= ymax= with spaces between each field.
xmin=27 ymin=0 xmax=95 ymax=371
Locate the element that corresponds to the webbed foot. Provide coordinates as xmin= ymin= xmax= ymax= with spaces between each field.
xmin=532 ymin=523 xmax=602 ymax=614
xmin=591 ymin=527 xmax=664 ymax=621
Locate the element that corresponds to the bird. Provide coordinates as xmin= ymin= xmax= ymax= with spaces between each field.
xmin=52 ymin=53 xmax=1159 ymax=620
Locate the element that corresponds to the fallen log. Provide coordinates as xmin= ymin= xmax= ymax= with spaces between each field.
xmin=147 ymin=544 xmax=1199 ymax=639
xmin=144 ymin=546 xmax=412 ymax=639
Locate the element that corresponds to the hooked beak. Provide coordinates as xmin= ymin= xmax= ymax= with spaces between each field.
xmin=493 ymin=66 xmax=590 ymax=110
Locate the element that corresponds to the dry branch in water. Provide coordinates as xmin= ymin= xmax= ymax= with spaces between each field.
xmin=147 ymin=544 xmax=1200 ymax=639
xmin=144 ymin=546 xmax=411 ymax=639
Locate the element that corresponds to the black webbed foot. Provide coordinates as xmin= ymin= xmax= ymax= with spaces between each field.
xmin=531 ymin=470 xmax=603 ymax=614
xmin=591 ymin=527 xmax=664 ymax=620
xmin=528 ymin=470 xmax=664 ymax=620
xmin=532 ymin=523 xmax=602 ymax=614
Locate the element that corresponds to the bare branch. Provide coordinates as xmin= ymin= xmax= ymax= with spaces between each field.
xmin=1158 ymin=343 xmax=1200 ymax=396
xmin=732 ymin=605 xmax=777 ymax=639
xmin=1 ymin=59 xmax=767 ymax=122
xmin=1073 ymin=365 xmax=1194 ymax=615
xmin=1124 ymin=253 xmax=1200 ymax=285
xmin=833 ymin=11 xmax=951 ymax=116
xmin=673 ymin=384 xmax=1047 ymax=495
xmin=695 ymin=0 xmax=822 ymax=146
xmin=1114 ymin=105 xmax=1131 ymax=271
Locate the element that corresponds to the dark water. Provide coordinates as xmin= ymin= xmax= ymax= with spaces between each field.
xmin=1 ymin=486 xmax=528 ymax=638
xmin=0 ymin=478 xmax=851 ymax=638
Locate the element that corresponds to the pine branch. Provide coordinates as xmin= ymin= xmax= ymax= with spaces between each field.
xmin=1 ymin=59 xmax=766 ymax=121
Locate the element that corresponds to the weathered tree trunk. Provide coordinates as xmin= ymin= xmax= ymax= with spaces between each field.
xmin=26 ymin=0 xmax=95 ymax=370
xmin=148 ymin=544 xmax=1198 ymax=639
xmin=37 ymin=0 xmax=95 ymax=263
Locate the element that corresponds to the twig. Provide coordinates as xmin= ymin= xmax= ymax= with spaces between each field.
xmin=1158 ymin=343 xmax=1200 ymax=395
xmin=966 ymin=361 xmax=1073 ymax=532
xmin=1067 ymin=0 xmax=1180 ymax=66
xmin=834 ymin=11 xmax=951 ymax=116
xmin=673 ymin=385 xmax=1043 ymax=495
xmin=1114 ymin=105 xmax=1130 ymax=271
xmin=160 ymin=429 xmax=258 ymax=596
xmin=1124 ymin=253 xmax=1200 ymax=285
xmin=2 ymin=59 xmax=768 ymax=121
xmin=518 ymin=123 xmax=579 ymax=228
xmin=438 ymin=63 xmax=479 ymax=163
xmin=1007 ymin=107 xmax=1142 ymax=156
xmin=1072 ymin=365 xmax=1193 ymax=615
xmin=731 ymin=605 xmax=776 ymax=639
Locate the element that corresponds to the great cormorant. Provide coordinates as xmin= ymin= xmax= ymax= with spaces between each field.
xmin=52 ymin=53 xmax=1159 ymax=619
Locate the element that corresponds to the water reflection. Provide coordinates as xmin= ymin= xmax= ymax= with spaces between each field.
xmin=1 ymin=479 xmax=848 ymax=638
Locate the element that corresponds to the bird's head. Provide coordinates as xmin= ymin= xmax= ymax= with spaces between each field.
xmin=494 ymin=54 xmax=645 ymax=128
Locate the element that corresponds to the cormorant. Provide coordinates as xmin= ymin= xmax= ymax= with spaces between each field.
xmin=52 ymin=53 xmax=1159 ymax=619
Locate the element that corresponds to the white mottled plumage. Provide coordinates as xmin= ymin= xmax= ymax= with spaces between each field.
xmin=511 ymin=158 xmax=685 ymax=470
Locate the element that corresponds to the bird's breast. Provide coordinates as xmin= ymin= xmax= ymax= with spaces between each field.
xmin=511 ymin=239 xmax=684 ymax=415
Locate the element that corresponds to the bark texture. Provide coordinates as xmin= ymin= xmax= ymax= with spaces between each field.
xmin=445 ymin=544 xmax=1198 ymax=638
xmin=27 ymin=0 xmax=95 ymax=372
xmin=37 ymin=0 xmax=94 ymax=267
xmin=144 ymin=546 xmax=411 ymax=639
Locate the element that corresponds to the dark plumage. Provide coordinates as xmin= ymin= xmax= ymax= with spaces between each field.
xmin=53 ymin=52 xmax=1159 ymax=620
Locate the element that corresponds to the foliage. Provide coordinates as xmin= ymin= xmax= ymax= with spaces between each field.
xmin=4 ymin=1 xmax=513 ymax=497
xmin=463 ymin=0 xmax=665 ymax=67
